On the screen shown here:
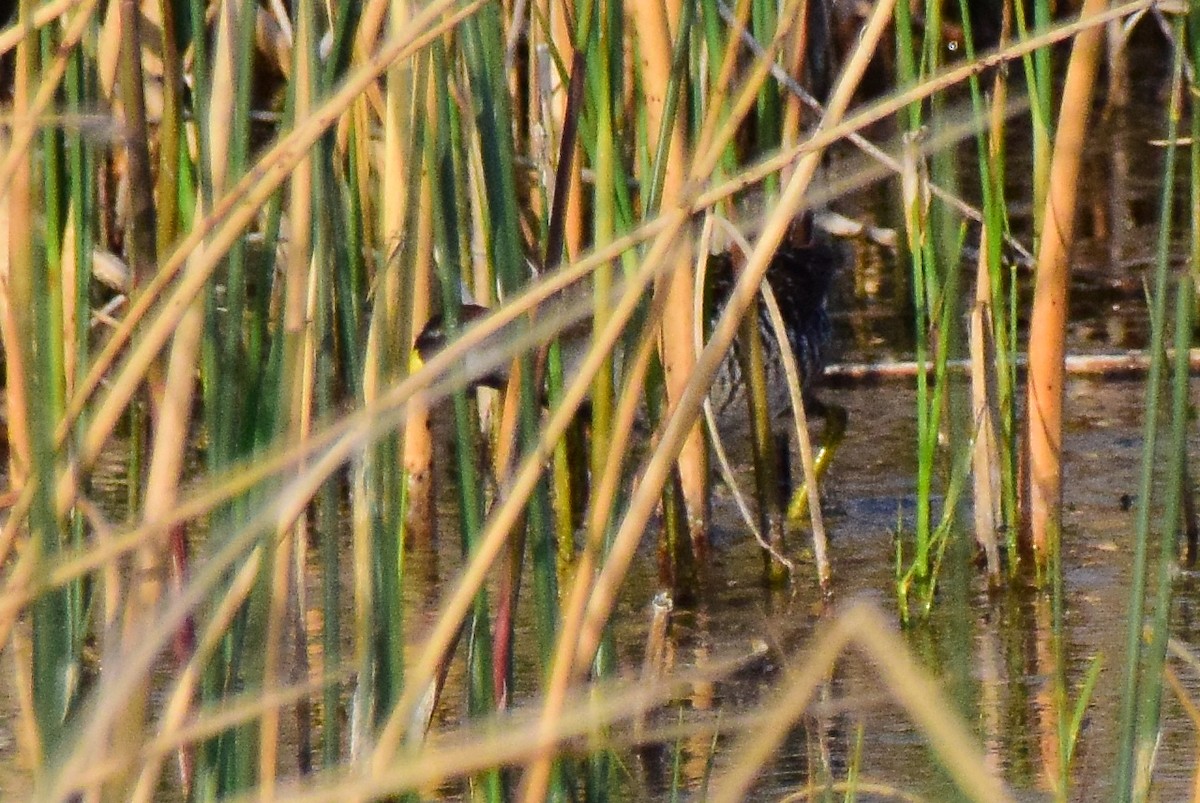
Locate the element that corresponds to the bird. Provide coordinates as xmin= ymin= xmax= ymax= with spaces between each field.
xmin=703 ymin=241 xmax=838 ymax=421
xmin=411 ymin=236 xmax=846 ymax=525
xmin=416 ymin=244 xmax=837 ymax=401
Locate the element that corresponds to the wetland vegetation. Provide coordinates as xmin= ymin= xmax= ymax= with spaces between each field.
xmin=0 ymin=0 xmax=1198 ymax=800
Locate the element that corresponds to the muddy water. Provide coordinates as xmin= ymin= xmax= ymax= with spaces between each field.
xmin=581 ymin=376 xmax=1194 ymax=801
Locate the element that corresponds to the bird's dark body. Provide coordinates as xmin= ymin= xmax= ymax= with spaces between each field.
xmin=703 ymin=242 xmax=838 ymax=419
xmin=414 ymin=240 xmax=840 ymax=418
xmin=412 ymin=236 xmax=844 ymax=532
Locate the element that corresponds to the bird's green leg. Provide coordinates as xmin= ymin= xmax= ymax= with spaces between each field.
xmin=786 ymin=403 xmax=847 ymax=529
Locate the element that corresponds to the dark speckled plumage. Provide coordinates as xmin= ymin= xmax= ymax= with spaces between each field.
xmin=703 ymin=242 xmax=838 ymax=418
xmin=414 ymin=241 xmax=840 ymax=417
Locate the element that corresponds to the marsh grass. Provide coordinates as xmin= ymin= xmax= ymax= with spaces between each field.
xmin=0 ymin=0 xmax=1196 ymax=800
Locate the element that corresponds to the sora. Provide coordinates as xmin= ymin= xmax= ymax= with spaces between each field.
xmin=413 ymin=234 xmax=846 ymax=517
xmin=703 ymin=240 xmax=838 ymax=421
xmin=416 ymin=245 xmax=838 ymax=404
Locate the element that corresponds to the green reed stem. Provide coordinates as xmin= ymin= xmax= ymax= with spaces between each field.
xmin=426 ymin=45 xmax=505 ymax=782
xmin=583 ymin=2 xmax=622 ymax=794
xmin=19 ymin=3 xmax=73 ymax=758
xmin=208 ymin=0 xmax=262 ymax=473
xmin=892 ymin=0 xmax=919 ymax=131
xmin=1114 ymin=32 xmax=1184 ymax=801
xmin=1134 ymin=38 xmax=1189 ymax=803
xmin=186 ymin=0 xmax=253 ymax=781
xmin=698 ymin=0 xmax=738 ymax=188
xmin=645 ymin=0 xmax=695 ymax=216
xmin=64 ymin=19 xmax=94 ymax=658
xmin=742 ymin=307 xmax=787 ymax=585
xmin=459 ymin=9 xmax=534 ymax=796
xmin=312 ymin=44 xmax=344 ymax=772
xmin=1192 ymin=4 xmax=1200 ymax=319
xmin=430 ymin=37 xmax=488 ymax=613
xmin=369 ymin=47 xmax=431 ymax=738
xmin=587 ymin=0 xmax=616 ymax=504
xmin=1012 ymin=0 xmax=1053 ymax=242
xmin=751 ymin=0 xmax=779 ymax=195
xmin=891 ymin=1 xmax=922 ymax=619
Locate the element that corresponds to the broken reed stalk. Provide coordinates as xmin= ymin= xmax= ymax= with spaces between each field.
xmin=963 ymin=0 xmax=1012 ymax=583
xmin=970 ymin=236 xmax=1003 ymax=582
xmin=1025 ymin=0 xmax=1107 ymax=577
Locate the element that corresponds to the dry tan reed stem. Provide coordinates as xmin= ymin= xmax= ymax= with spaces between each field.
xmin=0 ymin=0 xmax=89 ymax=56
xmin=60 ymin=200 xmax=80 ymax=434
xmin=692 ymin=0 xmax=752 ymax=169
xmin=362 ymin=0 xmax=415 ymax=409
xmin=9 ymin=622 xmax=37 ymax=786
xmin=118 ymin=292 xmax=205 ymax=786
xmin=630 ymin=0 xmax=708 ymax=544
xmin=969 ymin=38 xmax=1013 ymax=581
xmin=402 ymin=71 xmax=438 ymax=543
xmin=969 ymin=238 xmax=1002 ymax=579
xmin=779 ymin=0 xmax=810 ymax=171
xmin=762 ymin=260 xmax=829 ymax=581
xmin=2 ymin=8 xmax=36 ymax=778
xmin=2 ymin=141 xmax=31 ymax=501
xmin=546 ymin=0 xmax=584 ymax=262
xmin=2 ymin=0 xmax=39 ymax=777
xmin=1025 ymin=0 xmax=1108 ymax=569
